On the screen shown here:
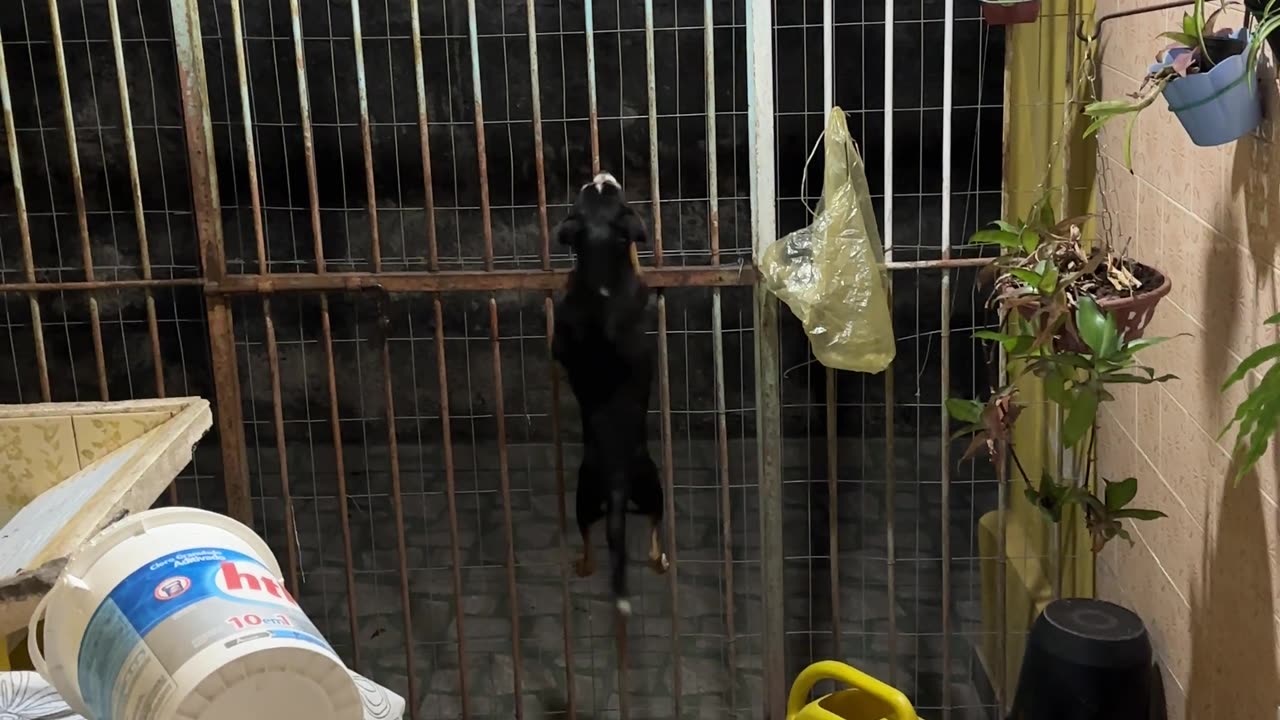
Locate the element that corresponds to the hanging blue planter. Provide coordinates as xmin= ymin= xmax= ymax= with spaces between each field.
xmin=1151 ymin=30 xmax=1262 ymax=147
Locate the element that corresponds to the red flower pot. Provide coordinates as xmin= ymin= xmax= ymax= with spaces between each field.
xmin=981 ymin=0 xmax=1041 ymax=24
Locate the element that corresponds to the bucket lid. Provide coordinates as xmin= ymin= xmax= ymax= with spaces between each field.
xmin=64 ymin=506 xmax=283 ymax=581
xmin=174 ymin=645 xmax=363 ymax=720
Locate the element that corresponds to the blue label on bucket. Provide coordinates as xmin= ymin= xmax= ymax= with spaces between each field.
xmin=78 ymin=547 xmax=334 ymax=720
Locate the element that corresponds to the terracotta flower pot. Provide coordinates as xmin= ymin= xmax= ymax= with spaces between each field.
xmin=1014 ymin=263 xmax=1172 ymax=354
xmin=981 ymin=0 xmax=1041 ymax=25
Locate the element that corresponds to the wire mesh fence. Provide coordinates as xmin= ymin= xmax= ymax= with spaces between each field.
xmin=0 ymin=0 xmax=1014 ymax=719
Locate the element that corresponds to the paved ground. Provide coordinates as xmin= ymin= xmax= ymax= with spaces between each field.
xmin=235 ymin=437 xmax=1001 ymax=720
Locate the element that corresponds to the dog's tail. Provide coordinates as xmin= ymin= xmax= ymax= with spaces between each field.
xmin=606 ymin=483 xmax=631 ymax=616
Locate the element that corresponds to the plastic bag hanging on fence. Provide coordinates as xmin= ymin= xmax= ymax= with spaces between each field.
xmin=759 ymin=107 xmax=896 ymax=373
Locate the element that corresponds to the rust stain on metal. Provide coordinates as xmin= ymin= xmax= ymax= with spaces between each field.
xmin=409 ymin=0 xmax=439 ymax=271
xmin=207 ymin=265 xmax=756 ymax=295
xmin=643 ymin=0 xmax=662 ymax=266
xmin=434 ymin=296 xmax=471 ymax=720
xmin=488 ymin=297 xmax=525 ymax=720
xmin=544 ymin=296 xmax=576 ymax=720
xmin=0 ymin=26 xmax=50 ymax=401
xmin=710 ymin=289 xmax=736 ymax=709
xmin=350 ymin=0 xmax=382 ymax=272
xmin=47 ymin=0 xmax=108 ymax=400
xmin=527 ymin=0 xmax=551 ymax=270
xmin=264 ymin=302 xmax=300 ymax=595
xmin=376 ymin=290 xmax=419 ymax=716
xmin=656 ymin=295 xmax=682 ymax=713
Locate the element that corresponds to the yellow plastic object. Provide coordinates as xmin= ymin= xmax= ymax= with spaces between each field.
xmin=759 ymin=107 xmax=895 ymax=373
xmin=787 ymin=661 xmax=917 ymax=720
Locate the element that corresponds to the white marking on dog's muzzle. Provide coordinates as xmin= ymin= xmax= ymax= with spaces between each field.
xmin=582 ymin=172 xmax=620 ymax=193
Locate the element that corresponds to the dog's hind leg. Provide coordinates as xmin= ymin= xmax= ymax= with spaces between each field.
xmin=606 ymin=482 xmax=631 ymax=615
xmin=631 ymin=454 xmax=669 ymax=574
xmin=575 ymin=463 xmax=606 ymax=578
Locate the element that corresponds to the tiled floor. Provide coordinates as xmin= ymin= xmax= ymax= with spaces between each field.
xmin=242 ymin=437 xmax=1001 ymax=720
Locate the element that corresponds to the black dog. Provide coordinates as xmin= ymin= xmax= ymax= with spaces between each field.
xmin=552 ymin=172 xmax=669 ymax=616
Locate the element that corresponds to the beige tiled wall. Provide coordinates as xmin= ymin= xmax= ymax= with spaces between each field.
xmin=1093 ymin=3 xmax=1280 ymax=717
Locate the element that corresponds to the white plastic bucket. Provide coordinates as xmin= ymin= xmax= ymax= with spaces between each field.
xmin=28 ymin=507 xmax=362 ymax=720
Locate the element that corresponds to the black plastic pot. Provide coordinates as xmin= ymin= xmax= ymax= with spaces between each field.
xmin=1199 ymin=35 xmax=1248 ymax=69
xmin=1009 ymin=598 xmax=1163 ymax=720
xmin=1245 ymin=0 xmax=1280 ymax=58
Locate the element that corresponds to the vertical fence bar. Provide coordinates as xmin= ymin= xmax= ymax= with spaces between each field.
xmin=227 ymin=0 xmax=298 ymax=596
xmin=409 ymin=0 xmax=440 ymax=270
xmin=584 ymin=0 xmax=600 ymax=174
xmin=434 ymin=297 xmax=471 ymax=720
xmin=488 ymin=297 xmax=525 ymax=720
xmin=464 ymin=0 xmax=496 ymax=270
xmin=655 ymin=295 xmax=681 ymax=714
xmin=169 ymin=0 xmax=251 ymax=521
xmin=350 ymin=1 xmax=419 ymax=709
xmin=46 ymin=0 xmax=109 ymax=401
xmin=545 ymin=299 xmax=577 ymax=720
xmin=644 ymin=0 xmax=662 ymax=266
xmin=746 ymin=0 xmax=784 ymax=715
xmin=820 ymin=0 xmax=842 ymax=660
xmin=284 ymin=0 xmax=361 ymax=665
xmin=640 ymin=2 xmax=681 ymax=711
xmin=939 ymin=0 xmax=955 ymax=713
xmin=0 ymin=30 xmax=51 ymax=402
xmin=528 ymin=1 xmax=574 ymax=714
xmin=704 ymin=0 xmax=738 ymax=709
xmin=527 ymin=1 xmax=552 ymax=272
xmin=107 ymin=0 xmax=165 ymax=403
xmin=711 ymin=291 xmax=737 ymax=710
xmin=881 ymin=0 xmax=898 ymax=685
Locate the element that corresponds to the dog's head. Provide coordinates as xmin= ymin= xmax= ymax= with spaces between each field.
xmin=556 ymin=172 xmax=647 ymax=289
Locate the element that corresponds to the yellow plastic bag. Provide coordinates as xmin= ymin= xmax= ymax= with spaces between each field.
xmin=759 ymin=108 xmax=895 ymax=374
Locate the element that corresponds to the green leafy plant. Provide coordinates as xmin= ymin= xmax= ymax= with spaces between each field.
xmin=1220 ymin=312 xmax=1280 ymax=484
xmin=950 ymin=252 xmax=1181 ymax=552
xmin=1081 ymin=0 xmax=1280 ymax=169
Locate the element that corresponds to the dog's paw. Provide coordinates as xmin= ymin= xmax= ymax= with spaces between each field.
xmin=574 ymin=555 xmax=596 ymax=577
xmin=615 ymin=597 xmax=633 ymax=617
xmin=648 ymin=552 xmax=670 ymax=575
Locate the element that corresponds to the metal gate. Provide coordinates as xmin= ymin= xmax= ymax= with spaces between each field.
xmin=0 ymin=0 xmax=1007 ymax=718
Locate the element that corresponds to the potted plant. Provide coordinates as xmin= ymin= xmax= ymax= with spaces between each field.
xmin=952 ymin=201 xmax=1181 ymax=553
xmin=981 ymin=0 xmax=1042 ymax=25
xmin=1082 ymin=0 xmax=1280 ymax=165
xmin=1220 ymin=312 xmax=1280 ymax=483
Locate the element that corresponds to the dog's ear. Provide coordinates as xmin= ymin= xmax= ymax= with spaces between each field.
xmin=619 ymin=207 xmax=648 ymax=245
xmin=556 ymin=214 xmax=582 ymax=248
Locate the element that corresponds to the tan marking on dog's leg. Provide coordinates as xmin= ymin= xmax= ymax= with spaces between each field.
xmin=629 ymin=243 xmax=641 ymax=273
xmin=647 ymin=521 xmax=669 ymax=574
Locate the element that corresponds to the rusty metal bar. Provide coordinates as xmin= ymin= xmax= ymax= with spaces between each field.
xmin=107 ymin=0 xmax=165 ymax=401
xmin=704 ymin=0 xmax=720 ymax=265
xmin=0 ymin=28 xmax=50 ymax=402
xmin=585 ymin=0 xmax=600 ymax=174
xmin=283 ymin=0 xmax=362 ymax=666
xmin=544 ymin=298 xmax=576 ymax=720
xmin=225 ymin=0 xmax=298 ymax=594
xmin=350 ymin=2 xmax=417 ymax=706
xmin=169 ymin=0 xmax=250 ymax=522
xmin=488 ymin=301 xmax=524 ymax=717
xmin=644 ymin=0 xmax=662 ymax=266
xmin=378 ymin=299 xmax=420 ymax=718
xmin=711 ymin=290 xmax=737 ymax=708
xmin=655 ymin=294 xmax=681 ymax=714
xmin=1077 ymin=0 xmax=1193 ymax=41
xmin=47 ymin=0 xmax=108 ymax=401
xmin=206 ymin=265 xmax=754 ymax=294
xmin=0 ymin=278 xmax=206 ymax=294
xmin=409 ymin=0 xmax=440 ymax=270
xmin=464 ymin=0 xmax=496 ymax=270
xmin=527 ymin=0 xmax=552 ymax=271
xmin=434 ymin=296 xmax=471 ymax=720
xmin=351 ymin=0 xmax=382 ymax=270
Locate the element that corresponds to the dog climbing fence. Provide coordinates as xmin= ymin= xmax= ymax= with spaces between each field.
xmin=0 ymin=0 xmax=1009 ymax=718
